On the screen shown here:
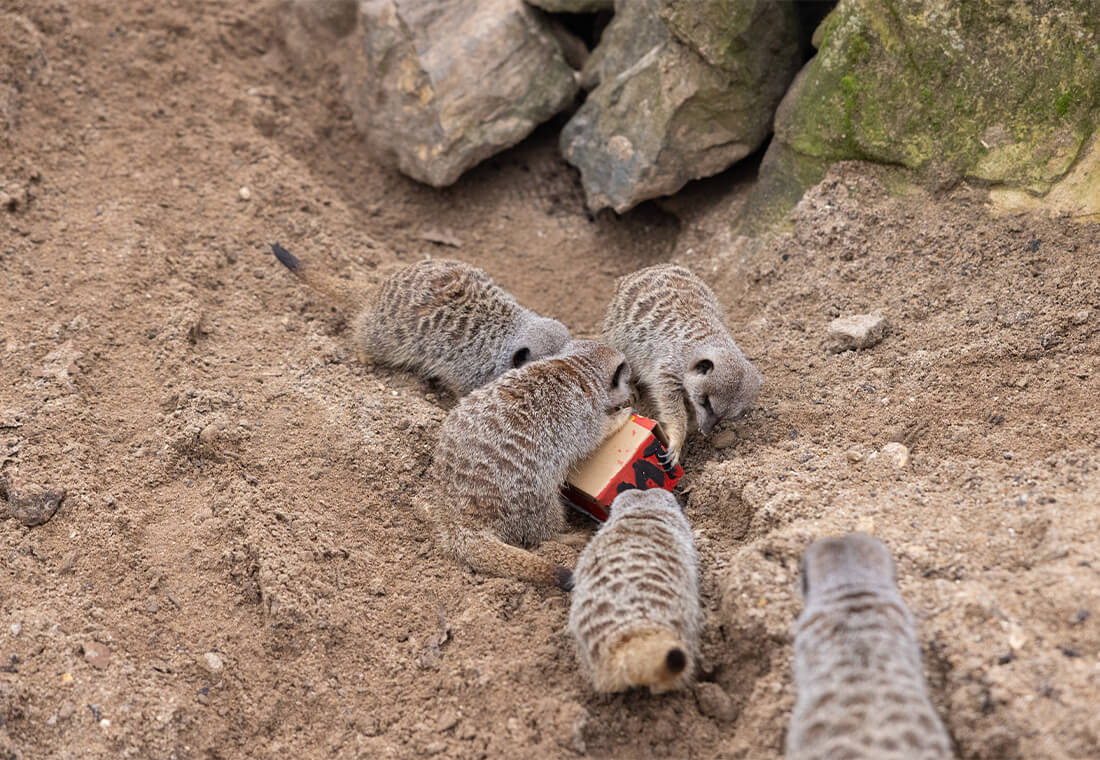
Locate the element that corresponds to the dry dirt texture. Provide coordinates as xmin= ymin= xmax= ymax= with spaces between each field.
xmin=2 ymin=2 xmax=1099 ymax=759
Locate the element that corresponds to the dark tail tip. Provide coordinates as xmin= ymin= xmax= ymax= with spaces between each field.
xmin=270 ymin=242 xmax=301 ymax=273
xmin=554 ymin=566 xmax=575 ymax=592
xmin=665 ymin=647 xmax=687 ymax=675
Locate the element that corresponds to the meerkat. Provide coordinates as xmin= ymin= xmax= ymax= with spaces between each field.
xmin=419 ymin=339 xmax=633 ymax=589
xmin=270 ymin=243 xmax=571 ymax=396
xmin=601 ymin=263 xmax=762 ymax=465
xmin=568 ymin=489 xmax=701 ymax=693
xmin=787 ymin=533 xmax=952 ymax=760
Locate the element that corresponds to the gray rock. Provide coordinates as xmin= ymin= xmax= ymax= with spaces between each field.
xmin=561 ymin=0 xmax=801 ymax=213
xmin=1 ymin=476 xmax=65 ymax=527
xmin=353 ymin=0 xmax=579 ymax=187
xmin=578 ymin=0 xmax=667 ymax=90
xmin=827 ymin=314 xmax=887 ymax=352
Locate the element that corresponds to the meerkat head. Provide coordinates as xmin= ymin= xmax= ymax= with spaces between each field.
xmin=609 ymin=488 xmax=683 ymax=518
xmin=683 ymin=345 xmax=763 ymax=435
xmin=566 ymin=339 xmax=633 ymax=413
xmin=800 ymin=533 xmax=896 ymax=603
xmin=503 ymin=314 xmax=572 ymax=374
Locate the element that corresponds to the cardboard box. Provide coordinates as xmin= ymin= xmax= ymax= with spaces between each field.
xmin=563 ymin=412 xmax=684 ymax=523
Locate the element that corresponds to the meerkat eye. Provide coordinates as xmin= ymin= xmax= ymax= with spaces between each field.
xmin=611 ymin=361 xmax=626 ymax=390
xmin=693 ymin=359 xmax=714 ymax=375
xmin=511 ymin=347 xmax=531 ymax=368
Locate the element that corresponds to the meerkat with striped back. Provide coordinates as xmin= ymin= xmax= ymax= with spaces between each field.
xmin=271 ymin=243 xmax=571 ymax=396
xmin=602 ymin=264 xmax=762 ymax=465
xmin=569 ymin=488 xmax=701 ymax=693
xmin=787 ymin=533 xmax=952 ymax=760
xmin=420 ymin=339 xmax=633 ymax=589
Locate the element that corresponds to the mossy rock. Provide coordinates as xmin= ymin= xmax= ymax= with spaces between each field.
xmin=745 ymin=0 xmax=1100 ymax=231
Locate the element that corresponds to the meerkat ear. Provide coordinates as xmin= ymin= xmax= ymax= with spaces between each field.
xmin=511 ymin=347 xmax=531 ymax=368
xmin=692 ymin=358 xmax=714 ymax=375
xmin=611 ymin=361 xmax=627 ymax=390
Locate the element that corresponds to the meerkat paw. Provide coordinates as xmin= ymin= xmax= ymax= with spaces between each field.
xmin=659 ymin=444 xmax=681 ymax=470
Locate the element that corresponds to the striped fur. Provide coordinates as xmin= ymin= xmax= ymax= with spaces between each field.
xmin=272 ymin=245 xmax=571 ymax=395
xmin=787 ymin=534 xmax=952 ymax=760
xmin=420 ymin=340 xmax=633 ymax=588
xmin=602 ymin=264 xmax=762 ymax=464
xmin=569 ymin=489 xmax=701 ymax=693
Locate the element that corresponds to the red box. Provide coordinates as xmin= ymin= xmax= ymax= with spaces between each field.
xmin=563 ymin=413 xmax=684 ymax=523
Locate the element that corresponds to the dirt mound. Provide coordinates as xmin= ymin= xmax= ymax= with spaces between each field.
xmin=1 ymin=1 xmax=1097 ymax=759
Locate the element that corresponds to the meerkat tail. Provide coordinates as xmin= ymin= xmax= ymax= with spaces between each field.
xmin=452 ymin=527 xmax=573 ymax=590
xmin=595 ymin=628 xmax=690 ymax=693
xmin=270 ymin=242 xmax=355 ymax=309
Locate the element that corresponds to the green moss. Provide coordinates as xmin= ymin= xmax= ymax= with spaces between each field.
xmin=744 ymin=0 xmax=1100 ymax=236
xmin=1056 ymin=86 xmax=1081 ymax=117
xmin=776 ymin=0 xmax=1100 ymax=186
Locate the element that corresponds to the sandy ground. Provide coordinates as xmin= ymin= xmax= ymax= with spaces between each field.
xmin=2 ymin=2 xmax=1099 ymax=759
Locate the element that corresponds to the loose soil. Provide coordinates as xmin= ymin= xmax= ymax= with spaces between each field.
xmin=2 ymin=2 xmax=1098 ymax=759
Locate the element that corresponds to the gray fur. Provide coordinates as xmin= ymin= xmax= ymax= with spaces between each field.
xmin=601 ymin=264 xmax=762 ymax=464
xmin=420 ymin=339 xmax=633 ymax=588
xmin=569 ymin=489 xmax=701 ymax=693
xmin=787 ymin=533 xmax=952 ymax=760
xmin=272 ymin=245 xmax=572 ymax=395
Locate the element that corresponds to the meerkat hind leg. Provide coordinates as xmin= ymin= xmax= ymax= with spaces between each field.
xmin=459 ymin=530 xmax=574 ymax=590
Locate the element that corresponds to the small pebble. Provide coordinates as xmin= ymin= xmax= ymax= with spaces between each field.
xmin=203 ymin=651 xmax=225 ymax=673
xmin=238 ymin=186 xmax=251 ymax=201
xmin=827 ymin=313 xmax=888 ymax=352
xmin=83 ymin=641 xmax=111 ymax=669
xmin=9 ymin=623 xmax=21 ymax=636
xmin=1071 ymin=310 xmax=1089 ymax=325
xmin=845 ymin=448 xmax=863 ymax=463
xmin=880 ymin=442 xmax=910 ymax=468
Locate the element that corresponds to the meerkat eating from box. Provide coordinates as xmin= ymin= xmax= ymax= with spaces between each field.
xmin=787 ymin=533 xmax=952 ymax=760
xmin=602 ymin=263 xmax=762 ymax=465
xmin=271 ymin=243 xmax=571 ymax=396
xmin=568 ymin=489 xmax=701 ymax=693
xmin=419 ymin=339 xmax=633 ymax=589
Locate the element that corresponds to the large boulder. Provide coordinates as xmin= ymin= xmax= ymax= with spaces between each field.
xmin=744 ymin=0 xmax=1100 ymax=231
xmin=561 ymin=0 xmax=802 ymax=214
xmin=352 ymin=0 xmax=579 ymax=187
